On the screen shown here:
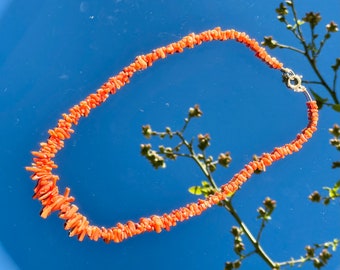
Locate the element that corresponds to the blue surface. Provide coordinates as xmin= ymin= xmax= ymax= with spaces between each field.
xmin=0 ymin=1 xmax=339 ymax=269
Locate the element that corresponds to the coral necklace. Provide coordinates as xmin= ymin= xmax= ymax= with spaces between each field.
xmin=26 ymin=27 xmax=318 ymax=243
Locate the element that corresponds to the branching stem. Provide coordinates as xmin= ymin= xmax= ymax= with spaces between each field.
xmin=224 ymin=200 xmax=279 ymax=269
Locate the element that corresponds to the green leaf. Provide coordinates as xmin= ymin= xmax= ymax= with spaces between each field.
xmin=188 ymin=186 xmax=202 ymax=195
xmin=329 ymin=189 xmax=338 ymax=198
xmin=334 ymin=180 xmax=340 ymax=189
xmin=332 ymin=104 xmax=340 ymax=112
xmin=201 ymin=181 xmax=210 ymax=187
xmin=323 ymin=180 xmax=340 ymax=199
xmin=200 ymin=187 xmax=211 ymax=193
xmin=311 ymin=90 xmax=328 ymax=109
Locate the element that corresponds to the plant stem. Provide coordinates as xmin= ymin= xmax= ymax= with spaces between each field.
xmin=256 ymin=219 xmax=267 ymax=243
xmin=176 ymin=130 xmax=279 ymax=268
xmin=306 ymin=53 xmax=339 ymax=104
xmin=289 ymin=0 xmax=339 ymax=104
xmin=276 ymin=43 xmax=305 ymax=54
xmin=334 ymin=69 xmax=338 ymax=92
xmin=276 ymin=257 xmax=307 ymax=268
xmin=301 ymin=80 xmax=323 ymax=85
xmin=225 ymin=200 xmax=279 ymax=269
xmin=175 ymin=131 xmax=219 ymax=189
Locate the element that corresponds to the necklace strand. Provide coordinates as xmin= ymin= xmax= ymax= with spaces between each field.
xmin=26 ymin=27 xmax=318 ymax=243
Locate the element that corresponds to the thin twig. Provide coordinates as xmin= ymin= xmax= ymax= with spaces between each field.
xmin=276 ymin=43 xmax=305 ymax=54
xmin=301 ymin=80 xmax=323 ymax=85
xmin=288 ymin=0 xmax=339 ymax=104
xmin=225 ymin=200 xmax=279 ymax=269
xmin=333 ymin=69 xmax=338 ymax=92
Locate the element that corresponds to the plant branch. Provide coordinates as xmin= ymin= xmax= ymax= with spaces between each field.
xmin=289 ymin=0 xmax=339 ymax=104
xmin=276 ymin=43 xmax=305 ymax=54
xmin=175 ymin=131 xmax=219 ymax=190
xmin=334 ymin=69 xmax=338 ymax=92
xmin=224 ymin=199 xmax=279 ymax=269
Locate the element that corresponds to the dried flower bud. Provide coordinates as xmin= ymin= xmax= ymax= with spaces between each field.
xmin=275 ymin=3 xmax=288 ymax=16
xmin=303 ymin=12 xmax=322 ymax=28
xmin=309 ymin=191 xmax=321 ymax=202
xmin=234 ymin=242 xmax=245 ymax=254
xmin=233 ymin=260 xmax=241 ymax=269
xmin=305 ymin=245 xmax=315 ymax=257
xmin=331 ymin=58 xmax=340 ymax=72
xmin=197 ymin=153 xmax=204 ymax=160
xmin=197 ymin=133 xmax=210 ymax=151
xmin=208 ymin=163 xmax=216 ymax=172
xmin=326 ymin=21 xmax=339 ymax=32
xmin=332 ymin=161 xmax=340 ymax=169
xmin=158 ymin=145 xmax=165 ymax=153
xmin=262 ymin=36 xmax=278 ymax=49
xmin=140 ymin=144 xmax=166 ymax=169
xmin=164 ymin=147 xmax=176 ymax=160
xmin=329 ymin=124 xmax=340 ymax=137
xmin=188 ymin=104 xmax=203 ymax=118
xmin=142 ymin=125 xmax=152 ymax=139
xmin=224 ymin=262 xmax=233 ymax=270
xmin=218 ymin=152 xmax=232 ymax=167
xmin=263 ymin=197 xmax=276 ymax=210
xmin=330 ymin=138 xmax=340 ymax=150
xmin=230 ymin=226 xmax=240 ymax=237
xmin=140 ymin=143 xmax=152 ymax=155
xmin=313 ymin=258 xmax=324 ymax=268
xmin=319 ymin=248 xmax=332 ymax=263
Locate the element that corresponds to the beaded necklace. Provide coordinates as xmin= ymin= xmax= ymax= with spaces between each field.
xmin=26 ymin=27 xmax=318 ymax=243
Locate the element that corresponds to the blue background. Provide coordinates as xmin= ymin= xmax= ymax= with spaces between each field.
xmin=0 ymin=0 xmax=339 ymax=269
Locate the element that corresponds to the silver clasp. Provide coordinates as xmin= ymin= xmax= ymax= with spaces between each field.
xmin=281 ymin=67 xmax=312 ymax=101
